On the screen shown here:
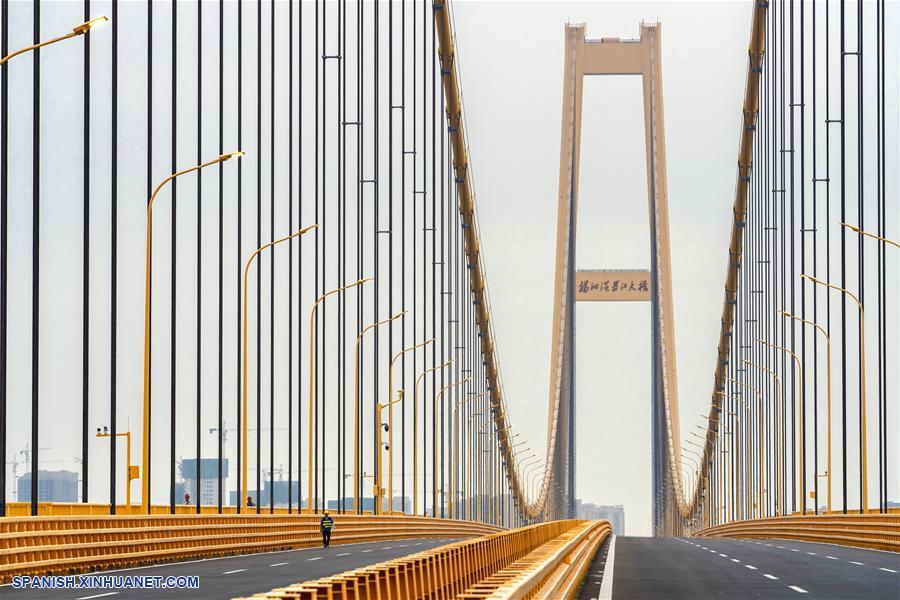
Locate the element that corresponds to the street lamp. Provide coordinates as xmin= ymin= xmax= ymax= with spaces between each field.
xmin=781 ymin=309 xmax=832 ymax=513
xmin=757 ymin=337 xmax=806 ymax=513
xmin=387 ymin=338 xmax=434 ymax=513
xmin=430 ymin=377 xmax=471 ymax=516
xmin=141 ymin=151 xmax=244 ymax=513
xmin=96 ymin=426 xmax=136 ymax=511
xmin=451 ymin=391 xmax=485 ymax=519
xmin=308 ymin=277 xmax=373 ymax=512
xmin=800 ymin=273 xmax=868 ymax=513
xmin=841 ymin=223 xmax=900 ymax=250
xmin=412 ymin=359 xmax=452 ymax=515
xmin=0 ymin=16 xmax=108 ymax=66
xmin=353 ymin=311 xmax=405 ymax=513
xmin=744 ymin=359 xmax=784 ymax=515
xmin=239 ymin=224 xmax=317 ymax=512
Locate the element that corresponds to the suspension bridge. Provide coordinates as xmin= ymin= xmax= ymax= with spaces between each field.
xmin=0 ymin=1 xmax=896 ymax=598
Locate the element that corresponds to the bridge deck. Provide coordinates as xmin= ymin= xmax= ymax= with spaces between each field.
xmin=587 ymin=536 xmax=899 ymax=600
xmin=1 ymin=538 xmax=458 ymax=600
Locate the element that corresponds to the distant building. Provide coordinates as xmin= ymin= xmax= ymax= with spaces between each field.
xmin=229 ymin=479 xmax=303 ymax=508
xmin=17 ymin=470 xmax=78 ymax=502
xmin=326 ymin=496 xmax=410 ymax=513
xmin=576 ymin=500 xmax=625 ymax=535
xmin=181 ymin=458 xmax=228 ymax=506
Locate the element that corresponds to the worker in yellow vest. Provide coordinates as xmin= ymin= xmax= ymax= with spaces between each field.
xmin=320 ymin=511 xmax=335 ymax=547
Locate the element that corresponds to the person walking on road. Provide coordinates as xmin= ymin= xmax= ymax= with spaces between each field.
xmin=320 ymin=511 xmax=335 ymax=547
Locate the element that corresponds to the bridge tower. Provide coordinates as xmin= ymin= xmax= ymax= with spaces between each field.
xmin=546 ymin=23 xmax=685 ymax=533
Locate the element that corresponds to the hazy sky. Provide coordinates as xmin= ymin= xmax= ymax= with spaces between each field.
xmin=452 ymin=0 xmax=897 ymax=535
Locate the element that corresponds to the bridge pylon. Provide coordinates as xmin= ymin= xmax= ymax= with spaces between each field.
xmin=545 ymin=23 xmax=685 ymax=533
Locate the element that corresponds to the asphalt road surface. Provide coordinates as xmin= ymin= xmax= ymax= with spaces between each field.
xmin=578 ymin=535 xmax=899 ymax=600
xmin=1 ymin=538 xmax=459 ymax=600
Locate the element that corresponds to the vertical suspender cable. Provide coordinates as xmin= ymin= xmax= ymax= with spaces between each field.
xmin=109 ymin=0 xmax=119 ymax=515
xmin=217 ymin=0 xmax=225 ymax=513
xmin=236 ymin=0 xmax=243 ymax=513
xmin=255 ymin=0 xmax=261 ymax=513
xmin=30 ymin=0 xmax=41 ymax=517
xmin=195 ymin=0 xmax=203 ymax=512
xmin=287 ymin=0 xmax=293 ymax=514
xmin=170 ymin=0 xmax=178 ymax=513
xmin=0 ymin=0 xmax=7 ymax=518
xmin=838 ymin=0 xmax=847 ymax=514
xmin=82 ymin=0 xmax=91 ymax=505
xmin=855 ymin=0 xmax=864 ymax=515
xmin=268 ymin=0 xmax=275 ymax=514
xmin=145 ymin=0 xmax=153 ymax=515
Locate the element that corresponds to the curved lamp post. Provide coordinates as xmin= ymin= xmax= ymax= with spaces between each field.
xmin=352 ymin=311 xmax=405 ymax=513
xmin=801 ymin=273 xmax=868 ymax=513
xmin=141 ymin=151 xmax=244 ymax=513
xmin=240 ymin=224 xmax=317 ymax=511
xmin=412 ymin=359 xmax=452 ymax=515
xmin=385 ymin=338 xmax=434 ymax=514
xmin=781 ymin=309 xmax=832 ymax=513
xmin=0 ymin=16 xmax=108 ymax=66
xmin=308 ymin=278 xmax=373 ymax=513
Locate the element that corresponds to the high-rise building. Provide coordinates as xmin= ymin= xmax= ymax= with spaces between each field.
xmin=17 ymin=470 xmax=78 ymax=503
xmin=575 ymin=500 xmax=626 ymax=535
xmin=180 ymin=459 xmax=228 ymax=506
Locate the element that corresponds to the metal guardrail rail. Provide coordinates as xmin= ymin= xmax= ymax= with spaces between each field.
xmin=695 ymin=513 xmax=900 ymax=553
xmin=0 ymin=514 xmax=500 ymax=582
xmin=463 ymin=520 xmax=611 ymax=599
xmin=236 ymin=520 xmax=596 ymax=600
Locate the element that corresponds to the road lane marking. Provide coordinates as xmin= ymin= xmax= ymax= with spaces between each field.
xmin=806 ymin=552 xmax=816 ymax=555
xmin=731 ymin=558 xmax=740 ymax=563
xmin=879 ymin=568 xmax=897 ymax=573
xmin=597 ymin=535 xmax=616 ymax=600
xmin=826 ymin=556 xmax=837 ymax=560
xmin=788 ymin=586 xmax=808 ymax=593
xmin=77 ymin=594 xmax=120 ymax=600
xmin=850 ymin=561 xmax=864 ymax=565
xmin=382 ymin=546 xmax=393 ymax=550
xmin=336 ymin=553 xmax=350 ymax=556
xmin=719 ymin=553 xmax=728 ymax=557
xmin=223 ymin=569 xmax=247 ymax=574
xmin=362 ymin=549 xmax=372 ymax=553
xmin=776 ymin=546 xmax=785 ymax=549
xmin=763 ymin=574 xmax=778 ymax=580
xmin=790 ymin=548 xmax=799 ymax=552
xmin=269 ymin=562 xmax=288 ymax=567
xmin=398 ymin=544 xmax=408 ymax=547
xmin=745 ymin=565 xmax=757 ymax=570
xmin=307 ymin=557 xmax=322 ymax=561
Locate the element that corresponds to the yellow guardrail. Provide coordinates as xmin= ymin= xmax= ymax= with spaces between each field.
xmin=0 ymin=513 xmax=500 ymax=582
xmin=695 ymin=513 xmax=900 ymax=553
xmin=476 ymin=520 xmax=611 ymax=599
xmin=237 ymin=520 xmax=593 ymax=599
xmin=1 ymin=501 xmax=323 ymax=517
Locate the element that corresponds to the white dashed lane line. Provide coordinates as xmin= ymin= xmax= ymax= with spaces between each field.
xmin=361 ymin=549 xmax=372 ymax=553
xmin=764 ymin=574 xmax=779 ymax=580
xmin=850 ymin=561 xmax=865 ymax=565
xmin=269 ymin=562 xmax=288 ymax=567
xmin=826 ymin=556 xmax=838 ymax=560
xmin=76 ymin=594 xmax=119 ymax=600
xmin=788 ymin=585 xmax=808 ymax=594
xmin=307 ymin=557 xmax=322 ymax=561
xmin=745 ymin=565 xmax=757 ymax=570
xmin=880 ymin=568 xmax=898 ymax=573
xmin=731 ymin=558 xmax=740 ymax=563
xmin=223 ymin=569 xmax=246 ymax=574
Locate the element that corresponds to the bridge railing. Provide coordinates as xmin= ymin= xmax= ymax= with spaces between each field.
xmin=695 ymin=513 xmax=900 ymax=554
xmin=0 ymin=513 xmax=500 ymax=583
xmin=236 ymin=519 xmax=607 ymax=600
